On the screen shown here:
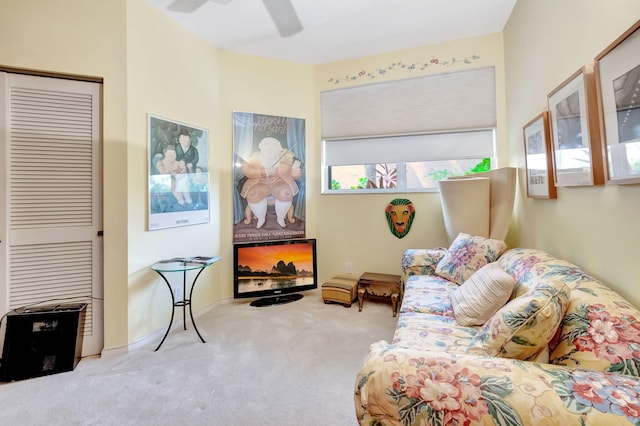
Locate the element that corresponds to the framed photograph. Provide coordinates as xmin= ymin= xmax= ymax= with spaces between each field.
xmin=523 ymin=111 xmax=557 ymax=199
xmin=232 ymin=111 xmax=306 ymax=243
xmin=547 ymin=65 xmax=604 ymax=186
xmin=147 ymin=114 xmax=210 ymax=230
xmin=595 ymin=19 xmax=640 ymax=184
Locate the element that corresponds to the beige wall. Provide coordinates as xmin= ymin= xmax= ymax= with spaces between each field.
xmin=125 ymin=0 xmax=225 ymax=342
xmin=0 ymin=4 xmax=508 ymax=347
xmin=3 ymin=0 xmax=639 ymax=349
xmin=314 ymin=33 xmax=508 ymax=280
xmin=217 ymin=49 xmax=317 ymax=266
xmin=0 ymin=0 xmax=315 ymax=348
xmin=504 ymin=1 xmax=640 ymax=307
xmin=0 ymin=0 xmax=130 ymax=349
xmin=125 ymin=3 xmax=316 ymax=343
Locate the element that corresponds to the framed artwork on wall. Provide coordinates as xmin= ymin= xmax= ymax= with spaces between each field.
xmin=595 ymin=19 xmax=640 ymax=185
xmin=232 ymin=111 xmax=306 ymax=244
xmin=547 ymin=65 xmax=604 ymax=187
xmin=523 ymin=111 xmax=557 ymax=199
xmin=147 ymin=114 xmax=210 ymax=230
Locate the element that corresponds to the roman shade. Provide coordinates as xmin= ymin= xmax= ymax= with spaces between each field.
xmin=323 ymin=130 xmax=495 ymax=166
xmin=321 ymin=66 xmax=496 ymax=140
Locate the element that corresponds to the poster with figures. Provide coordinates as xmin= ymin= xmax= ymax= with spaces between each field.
xmin=148 ymin=115 xmax=210 ymax=230
xmin=232 ymin=111 xmax=306 ymax=243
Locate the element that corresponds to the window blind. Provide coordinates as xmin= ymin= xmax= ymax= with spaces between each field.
xmin=323 ymin=130 xmax=495 ymax=166
xmin=321 ymin=67 xmax=496 ymax=140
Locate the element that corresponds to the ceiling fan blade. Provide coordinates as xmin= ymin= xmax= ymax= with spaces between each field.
xmin=262 ymin=0 xmax=303 ymax=38
xmin=167 ymin=0 xmax=209 ymax=13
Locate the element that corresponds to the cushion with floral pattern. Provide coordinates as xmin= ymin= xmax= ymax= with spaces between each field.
xmin=467 ymin=281 xmax=570 ymax=360
xmin=435 ymin=233 xmax=507 ymax=285
xmin=402 ymin=248 xmax=447 ymax=278
xmin=549 ymin=274 xmax=640 ymax=376
xmin=401 ymin=275 xmax=458 ymax=316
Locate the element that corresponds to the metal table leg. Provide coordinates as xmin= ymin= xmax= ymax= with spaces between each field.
xmin=153 ymin=266 xmax=207 ymax=351
xmin=188 ymin=267 xmax=207 ymax=344
xmin=154 ymin=271 xmax=176 ymax=351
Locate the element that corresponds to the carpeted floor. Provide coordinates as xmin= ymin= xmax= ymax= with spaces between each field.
xmin=0 ymin=289 xmax=397 ymax=425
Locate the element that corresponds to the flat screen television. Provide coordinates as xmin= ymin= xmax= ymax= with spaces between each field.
xmin=233 ymin=239 xmax=318 ymax=307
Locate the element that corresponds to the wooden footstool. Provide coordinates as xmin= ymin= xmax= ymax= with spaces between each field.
xmin=357 ymin=272 xmax=402 ymax=317
xmin=322 ymin=275 xmax=358 ymax=307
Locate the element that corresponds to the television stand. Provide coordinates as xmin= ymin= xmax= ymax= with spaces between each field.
xmin=250 ymin=293 xmax=303 ymax=307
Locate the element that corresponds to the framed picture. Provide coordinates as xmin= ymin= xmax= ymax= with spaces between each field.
xmin=547 ymin=65 xmax=604 ymax=186
xmin=232 ymin=111 xmax=306 ymax=243
xmin=523 ymin=111 xmax=557 ymax=199
xmin=595 ymin=19 xmax=640 ymax=184
xmin=147 ymin=114 xmax=210 ymax=230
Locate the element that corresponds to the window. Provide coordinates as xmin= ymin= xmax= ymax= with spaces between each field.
xmin=324 ymin=131 xmax=494 ymax=192
xmin=321 ymin=67 xmax=496 ymax=193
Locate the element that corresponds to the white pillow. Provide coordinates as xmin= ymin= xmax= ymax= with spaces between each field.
xmin=450 ymin=262 xmax=515 ymax=326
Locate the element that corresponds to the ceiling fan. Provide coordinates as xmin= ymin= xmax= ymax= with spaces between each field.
xmin=167 ymin=0 xmax=304 ymax=38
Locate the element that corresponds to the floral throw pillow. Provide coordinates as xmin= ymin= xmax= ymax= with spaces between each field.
xmin=435 ymin=233 xmax=507 ymax=285
xmin=467 ymin=281 xmax=570 ymax=361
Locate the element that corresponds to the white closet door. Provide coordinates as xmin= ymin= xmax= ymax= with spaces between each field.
xmin=0 ymin=72 xmax=103 ymax=356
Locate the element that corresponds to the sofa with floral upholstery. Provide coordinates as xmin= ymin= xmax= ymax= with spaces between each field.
xmin=354 ymin=233 xmax=640 ymax=425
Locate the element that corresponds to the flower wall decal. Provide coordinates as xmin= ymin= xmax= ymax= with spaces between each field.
xmin=327 ymin=55 xmax=480 ymax=84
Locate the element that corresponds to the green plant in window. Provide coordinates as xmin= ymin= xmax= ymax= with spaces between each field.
xmin=350 ymin=177 xmax=370 ymax=189
xmin=425 ymin=158 xmax=492 ymax=182
xmin=467 ymin=158 xmax=491 ymax=174
xmin=331 ymin=179 xmax=341 ymax=190
xmin=426 ymin=168 xmax=456 ymax=181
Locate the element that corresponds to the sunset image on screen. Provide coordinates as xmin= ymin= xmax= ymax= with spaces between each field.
xmin=237 ymin=242 xmax=314 ymax=274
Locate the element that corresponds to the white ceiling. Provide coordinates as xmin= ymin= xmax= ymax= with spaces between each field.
xmin=146 ymin=0 xmax=517 ymax=65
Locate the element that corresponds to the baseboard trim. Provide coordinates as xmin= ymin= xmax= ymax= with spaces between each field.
xmin=101 ymin=297 xmax=235 ymax=356
xmin=100 ymin=290 xmax=321 ymax=356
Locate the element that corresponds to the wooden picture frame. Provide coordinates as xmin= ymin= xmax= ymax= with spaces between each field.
xmin=547 ymin=65 xmax=604 ymax=186
xmin=595 ymin=19 xmax=640 ymax=185
xmin=523 ymin=111 xmax=557 ymax=199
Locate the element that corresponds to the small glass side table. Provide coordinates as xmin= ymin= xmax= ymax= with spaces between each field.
xmin=150 ymin=256 xmax=222 ymax=351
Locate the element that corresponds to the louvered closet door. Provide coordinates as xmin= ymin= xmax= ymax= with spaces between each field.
xmin=0 ymin=72 xmax=103 ymax=356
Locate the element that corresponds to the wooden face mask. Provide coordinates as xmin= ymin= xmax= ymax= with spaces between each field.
xmin=385 ymin=198 xmax=415 ymax=238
